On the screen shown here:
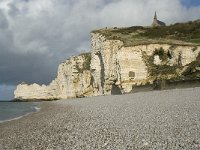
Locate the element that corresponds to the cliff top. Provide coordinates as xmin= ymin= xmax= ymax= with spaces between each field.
xmin=92 ymin=20 xmax=200 ymax=47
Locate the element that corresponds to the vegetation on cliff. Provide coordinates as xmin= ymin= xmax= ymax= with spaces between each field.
xmin=142 ymin=49 xmax=182 ymax=80
xmin=142 ymin=48 xmax=200 ymax=82
xmin=92 ymin=20 xmax=200 ymax=46
xmin=76 ymin=53 xmax=91 ymax=73
xmin=182 ymin=53 xmax=200 ymax=78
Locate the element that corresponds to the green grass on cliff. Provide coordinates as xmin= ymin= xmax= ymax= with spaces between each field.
xmin=189 ymin=38 xmax=200 ymax=44
xmin=92 ymin=20 xmax=200 ymax=46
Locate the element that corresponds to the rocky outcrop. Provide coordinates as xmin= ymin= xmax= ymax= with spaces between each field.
xmin=14 ymin=81 xmax=60 ymax=100
xmin=91 ymin=32 xmax=200 ymax=96
xmin=14 ymin=53 xmax=93 ymax=100
xmin=55 ymin=53 xmax=93 ymax=99
xmin=14 ymin=29 xmax=200 ymax=101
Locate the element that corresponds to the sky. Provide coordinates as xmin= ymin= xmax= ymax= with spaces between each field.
xmin=181 ymin=0 xmax=200 ymax=7
xmin=0 ymin=0 xmax=200 ymax=100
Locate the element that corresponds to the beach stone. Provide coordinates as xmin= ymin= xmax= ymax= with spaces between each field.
xmin=1 ymin=88 xmax=200 ymax=149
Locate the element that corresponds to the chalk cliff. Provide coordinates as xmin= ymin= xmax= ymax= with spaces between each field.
xmin=15 ymin=21 xmax=200 ymax=100
xmin=14 ymin=54 xmax=93 ymax=100
xmin=90 ymin=32 xmax=200 ymax=96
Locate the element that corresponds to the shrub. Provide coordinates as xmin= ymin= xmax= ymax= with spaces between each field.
xmin=83 ymin=53 xmax=91 ymax=71
xmin=76 ymin=53 xmax=91 ymax=73
xmin=142 ymin=51 xmax=182 ymax=79
xmin=153 ymin=47 xmax=168 ymax=61
xmin=167 ymin=50 xmax=172 ymax=59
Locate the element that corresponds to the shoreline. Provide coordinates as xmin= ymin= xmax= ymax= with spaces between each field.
xmin=13 ymin=79 xmax=200 ymax=102
xmin=2 ymin=86 xmax=199 ymax=124
xmin=0 ymin=105 xmax=41 ymax=124
xmin=0 ymin=87 xmax=200 ymax=149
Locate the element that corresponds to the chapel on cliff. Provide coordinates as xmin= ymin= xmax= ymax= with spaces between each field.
xmin=152 ymin=12 xmax=166 ymax=27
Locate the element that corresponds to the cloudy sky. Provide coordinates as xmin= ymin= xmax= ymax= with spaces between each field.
xmin=0 ymin=0 xmax=200 ymax=100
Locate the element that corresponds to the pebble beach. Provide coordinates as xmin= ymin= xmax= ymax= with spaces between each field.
xmin=0 ymin=88 xmax=200 ymax=150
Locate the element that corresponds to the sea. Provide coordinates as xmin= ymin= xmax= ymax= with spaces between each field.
xmin=0 ymin=102 xmax=40 ymax=123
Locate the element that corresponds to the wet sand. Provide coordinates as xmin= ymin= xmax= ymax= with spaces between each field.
xmin=0 ymin=88 xmax=200 ymax=149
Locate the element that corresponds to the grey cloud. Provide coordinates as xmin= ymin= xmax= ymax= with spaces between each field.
xmin=0 ymin=48 xmax=57 ymax=85
xmin=0 ymin=11 xmax=8 ymax=28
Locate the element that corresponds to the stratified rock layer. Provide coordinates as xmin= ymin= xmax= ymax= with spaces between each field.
xmin=15 ymin=32 xmax=200 ymax=100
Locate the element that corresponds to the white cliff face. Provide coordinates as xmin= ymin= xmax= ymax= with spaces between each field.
xmin=91 ymin=33 xmax=200 ymax=95
xmin=14 ymin=82 xmax=60 ymax=100
xmin=14 ymin=32 xmax=200 ymax=100
xmin=14 ymin=54 xmax=93 ymax=100
xmin=154 ymin=55 xmax=162 ymax=65
xmin=91 ymin=33 xmax=124 ymax=95
xmin=56 ymin=55 xmax=93 ymax=99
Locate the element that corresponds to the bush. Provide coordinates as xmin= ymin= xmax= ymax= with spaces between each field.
xmin=142 ymin=51 xmax=182 ymax=79
xmin=76 ymin=53 xmax=91 ymax=73
xmin=153 ymin=47 xmax=168 ymax=61
xmin=83 ymin=53 xmax=91 ymax=70
xmin=167 ymin=50 xmax=172 ymax=59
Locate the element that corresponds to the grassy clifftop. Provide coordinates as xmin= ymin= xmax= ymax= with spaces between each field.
xmin=92 ymin=20 xmax=200 ymax=47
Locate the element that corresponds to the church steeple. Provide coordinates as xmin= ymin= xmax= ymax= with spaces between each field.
xmin=154 ymin=11 xmax=157 ymax=20
xmin=151 ymin=11 xmax=166 ymax=27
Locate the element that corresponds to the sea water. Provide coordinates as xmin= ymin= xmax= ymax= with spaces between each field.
xmin=0 ymin=102 xmax=40 ymax=123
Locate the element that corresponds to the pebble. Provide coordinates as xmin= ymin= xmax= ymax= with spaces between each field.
xmin=0 ymin=87 xmax=200 ymax=149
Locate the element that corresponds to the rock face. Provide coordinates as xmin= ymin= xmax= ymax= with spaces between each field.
xmin=14 ymin=32 xmax=200 ymax=100
xmin=55 ymin=54 xmax=93 ymax=99
xmin=91 ymin=33 xmax=200 ymax=96
xmin=14 ymin=54 xmax=93 ymax=100
xmin=14 ymin=81 xmax=60 ymax=100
